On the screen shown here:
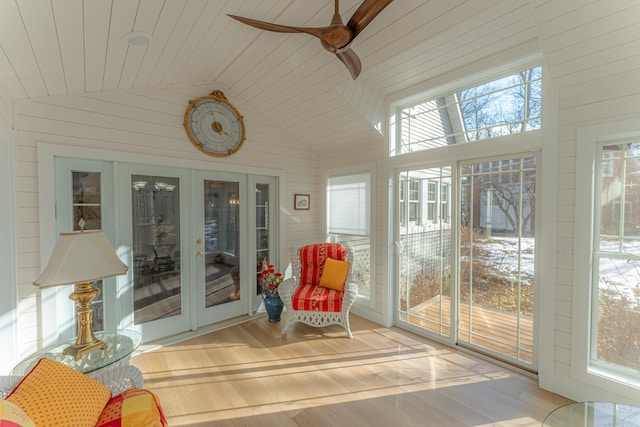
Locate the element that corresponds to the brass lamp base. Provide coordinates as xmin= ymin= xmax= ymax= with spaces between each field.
xmin=63 ymin=339 xmax=108 ymax=360
xmin=63 ymin=281 xmax=108 ymax=360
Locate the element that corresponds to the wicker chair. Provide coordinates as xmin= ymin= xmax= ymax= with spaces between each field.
xmin=280 ymin=243 xmax=358 ymax=338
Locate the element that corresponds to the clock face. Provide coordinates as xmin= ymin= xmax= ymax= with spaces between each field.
xmin=184 ymin=92 xmax=245 ymax=157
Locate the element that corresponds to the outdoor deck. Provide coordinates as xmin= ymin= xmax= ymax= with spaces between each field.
xmin=403 ymin=296 xmax=533 ymax=364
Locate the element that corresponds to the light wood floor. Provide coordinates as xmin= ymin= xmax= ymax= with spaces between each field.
xmin=130 ymin=315 xmax=571 ymax=426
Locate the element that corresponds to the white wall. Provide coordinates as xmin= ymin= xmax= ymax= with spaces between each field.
xmin=0 ymin=119 xmax=18 ymax=373
xmin=531 ymin=0 xmax=640 ymax=404
xmin=11 ymin=83 xmax=319 ymax=356
xmin=537 ymin=84 xmax=640 ymax=404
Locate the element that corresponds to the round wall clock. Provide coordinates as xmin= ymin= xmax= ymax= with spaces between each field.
xmin=184 ymin=90 xmax=246 ymax=157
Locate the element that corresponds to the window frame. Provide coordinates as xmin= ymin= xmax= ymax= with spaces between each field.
xmin=389 ymin=55 xmax=543 ymax=158
xmin=390 ymin=66 xmax=542 ymax=157
xmin=325 ymin=164 xmax=376 ymax=309
xmin=573 ymin=118 xmax=640 ymax=395
xmin=387 ymin=53 xmax=555 ymax=375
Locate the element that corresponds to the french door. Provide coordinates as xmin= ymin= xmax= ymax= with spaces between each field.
xmin=396 ymin=154 xmax=538 ymax=369
xmin=119 ymin=164 xmax=191 ymax=340
xmin=54 ymin=158 xmax=278 ymax=343
xmin=193 ymin=171 xmax=247 ymax=326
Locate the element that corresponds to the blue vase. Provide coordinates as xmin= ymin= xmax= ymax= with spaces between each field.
xmin=263 ymin=293 xmax=284 ymax=322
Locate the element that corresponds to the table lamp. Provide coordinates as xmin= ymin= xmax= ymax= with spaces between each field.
xmin=33 ymin=228 xmax=129 ymax=360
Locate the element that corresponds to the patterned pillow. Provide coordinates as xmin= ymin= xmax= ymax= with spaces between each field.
xmin=292 ymin=284 xmax=343 ymax=312
xmin=6 ymin=358 xmax=111 ymax=427
xmin=96 ymin=388 xmax=168 ymax=427
xmin=0 ymin=399 xmax=35 ymax=427
xmin=298 ymin=243 xmax=347 ymax=286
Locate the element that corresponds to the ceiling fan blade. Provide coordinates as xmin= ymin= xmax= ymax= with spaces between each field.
xmin=229 ymin=14 xmax=352 ymax=50
xmin=336 ymin=47 xmax=362 ymax=79
xmin=347 ymin=0 xmax=394 ymax=39
xmin=228 ymin=15 xmax=304 ymax=34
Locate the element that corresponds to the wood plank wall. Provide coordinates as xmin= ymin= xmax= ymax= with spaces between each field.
xmin=533 ymin=0 xmax=640 ymax=401
xmin=11 ymin=83 xmax=322 ymax=355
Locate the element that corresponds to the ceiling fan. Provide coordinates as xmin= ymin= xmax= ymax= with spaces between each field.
xmin=228 ymin=0 xmax=393 ymax=79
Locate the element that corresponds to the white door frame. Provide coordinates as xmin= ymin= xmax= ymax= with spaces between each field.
xmin=193 ymin=170 xmax=249 ymax=327
xmin=37 ymin=143 xmax=284 ymax=345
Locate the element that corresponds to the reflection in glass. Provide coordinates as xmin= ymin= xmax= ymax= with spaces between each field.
xmin=72 ymin=171 xmax=104 ymax=331
xmin=256 ymin=183 xmax=269 ymax=295
xmin=73 ymin=171 xmax=101 ymax=230
xmin=459 ymin=157 xmax=536 ymax=365
xmin=398 ymin=167 xmax=452 ymax=337
xmin=131 ymin=175 xmax=181 ymax=324
xmin=594 ymin=141 xmax=640 ymax=374
xmin=203 ymin=180 xmax=240 ymax=307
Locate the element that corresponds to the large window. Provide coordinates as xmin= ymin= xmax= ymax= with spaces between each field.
xmin=574 ymin=120 xmax=640 ymax=396
xmin=591 ymin=141 xmax=640 ymax=381
xmin=327 ymin=169 xmax=373 ymax=302
xmin=390 ymin=66 xmax=542 ymax=156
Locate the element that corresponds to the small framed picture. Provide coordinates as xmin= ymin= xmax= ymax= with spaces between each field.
xmin=294 ymin=194 xmax=310 ymax=210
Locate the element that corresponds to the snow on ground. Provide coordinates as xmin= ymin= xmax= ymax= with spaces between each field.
xmin=483 ymin=236 xmax=639 ymax=301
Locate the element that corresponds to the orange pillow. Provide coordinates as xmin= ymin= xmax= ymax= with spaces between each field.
xmin=7 ymin=358 xmax=111 ymax=427
xmin=319 ymin=257 xmax=350 ymax=291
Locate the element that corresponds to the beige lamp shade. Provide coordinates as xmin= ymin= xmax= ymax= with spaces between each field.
xmin=34 ymin=230 xmax=129 ymax=288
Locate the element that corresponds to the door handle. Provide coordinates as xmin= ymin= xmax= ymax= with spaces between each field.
xmin=196 ymin=251 xmax=204 ymax=258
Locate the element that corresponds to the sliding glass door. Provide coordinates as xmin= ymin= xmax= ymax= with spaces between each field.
xmin=397 ymin=167 xmax=453 ymax=338
xmin=458 ymin=156 xmax=536 ymax=365
xmin=396 ymin=154 xmax=538 ymax=369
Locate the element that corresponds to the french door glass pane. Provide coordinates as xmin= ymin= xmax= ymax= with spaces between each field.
xmin=72 ymin=171 xmax=104 ymax=331
xmin=131 ymin=175 xmax=181 ymax=324
xmin=203 ymin=180 xmax=240 ymax=306
xmin=256 ymin=183 xmax=269 ymax=295
xmin=398 ymin=167 xmax=452 ymax=337
xmin=459 ymin=157 xmax=535 ymax=365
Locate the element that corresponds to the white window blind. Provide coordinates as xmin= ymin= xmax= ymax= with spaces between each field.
xmin=327 ymin=172 xmax=370 ymax=236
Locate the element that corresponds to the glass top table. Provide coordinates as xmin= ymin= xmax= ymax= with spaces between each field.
xmin=543 ymin=401 xmax=640 ymax=426
xmin=11 ymin=329 xmax=142 ymax=376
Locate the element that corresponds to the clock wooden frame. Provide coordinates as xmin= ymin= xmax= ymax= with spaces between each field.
xmin=184 ymin=90 xmax=246 ymax=158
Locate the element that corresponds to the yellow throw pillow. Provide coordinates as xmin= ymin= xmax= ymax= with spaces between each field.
xmin=0 ymin=399 xmax=36 ymax=427
xmin=319 ymin=257 xmax=350 ymax=291
xmin=7 ymin=358 xmax=111 ymax=427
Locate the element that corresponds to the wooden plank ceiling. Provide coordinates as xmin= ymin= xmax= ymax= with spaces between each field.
xmin=0 ymin=0 xmax=637 ymax=151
